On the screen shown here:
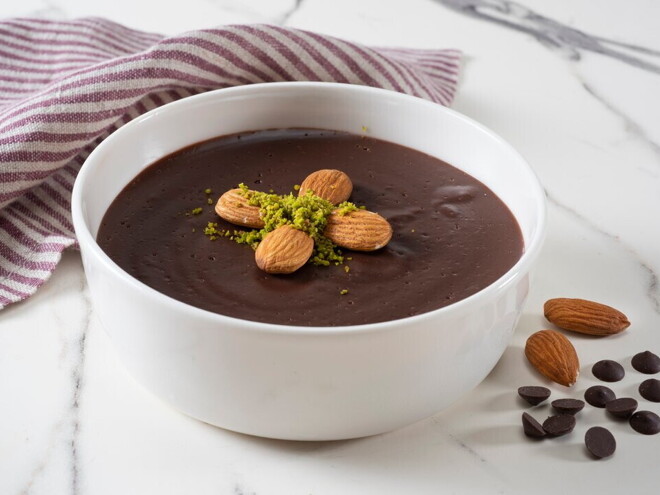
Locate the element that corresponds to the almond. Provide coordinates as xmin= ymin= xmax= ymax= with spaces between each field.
xmin=324 ymin=209 xmax=392 ymax=251
xmin=299 ymin=169 xmax=353 ymax=205
xmin=544 ymin=298 xmax=630 ymax=336
xmin=215 ymin=189 xmax=264 ymax=228
xmin=525 ymin=330 xmax=580 ymax=387
xmin=255 ymin=225 xmax=313 ymax=274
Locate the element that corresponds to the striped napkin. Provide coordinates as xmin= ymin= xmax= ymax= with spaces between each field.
xmin=0 ymin=17 xmax=461 ymax=309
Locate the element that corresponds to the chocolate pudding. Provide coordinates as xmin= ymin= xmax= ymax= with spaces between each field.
xmin=97 ymin=129 xmax=523 ymax=326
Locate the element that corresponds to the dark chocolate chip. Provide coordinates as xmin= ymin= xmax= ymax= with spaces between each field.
xmin=542 ymin=414 xmax=576 ymax=437
xmin=522 ymin=412 xmax=546 ymax=438
xmin=584 ymin=385 xmax=616 ymax=408
xmin=605 ymin=397 xmax=638 ymax=419
xmin=639 ymin=378 xmax=660 ymax=403
xmin=632 ymin=351 xmax=660 ymax=374
xmin=584 ymin=426 xmax=616 ymax=459
xmin=551 ymin=398 xmax=585 ymax=415
xmin=518 ymin=386 xmax=551 ymax=406
xmin=629 ymin=410 xmax=660 ymax=435
xmin=592 ymin=360 xmax=625 ymax=382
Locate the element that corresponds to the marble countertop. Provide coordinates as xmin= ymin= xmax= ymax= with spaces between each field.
xmin=1 ymin=0 xmax=659 ymax=493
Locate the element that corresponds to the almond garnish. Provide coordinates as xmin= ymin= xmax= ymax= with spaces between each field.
xmin=525 ymin=330 xmax=580 ymax=387
xmin=299 ymin=169 xmax=353 ymax=205
xmin=212 ymin=170 xmax=392 ymax=274
xmin=544 ymin=298 xmax=630 ymax=336
xmin=215 ymin=188 xmax=264 ymax=228
xmin=255 ymin=225 xmax=314 ymax=274
xmin=324 ymin=209 xmax=393 ymax=251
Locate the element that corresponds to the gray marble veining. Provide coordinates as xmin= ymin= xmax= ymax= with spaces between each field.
xmin=436 ymin=0 xmax=660 ymax=73
xmin=201 ymin=0 xmax=303 ymax=26
xmin=26 ymin=0 xmax=66 ymax=20
xmin=69 ymin=273 xmax=92 ymax=495
xmin=280 ymin=0 xmax=304 ymax=25
xmin=581 ymin=82 xmax=660 ymax=166
xmin=547 ymin=192 xmax=660 ymax=314
xmin=233 ymin=484 xmax=257 ymax=495
xmin=435 ymin=0 xmax=660 ymax=163
xmin=447 ymin=433 xmax=487 ymax=463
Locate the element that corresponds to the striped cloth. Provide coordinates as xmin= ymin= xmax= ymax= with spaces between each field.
xmin=0 ymin=17 xmax=461 ymax=309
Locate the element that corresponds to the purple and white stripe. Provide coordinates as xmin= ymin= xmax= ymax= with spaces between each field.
xmin=0 ymin=17 xmax=461 ymax=309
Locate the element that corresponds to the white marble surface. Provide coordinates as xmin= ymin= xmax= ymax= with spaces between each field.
xmin=1 ymin=0 xmax=659 ymax=493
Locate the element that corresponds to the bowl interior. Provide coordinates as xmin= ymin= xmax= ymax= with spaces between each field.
xmin=75 ymin=82 xmax=545 ymax=296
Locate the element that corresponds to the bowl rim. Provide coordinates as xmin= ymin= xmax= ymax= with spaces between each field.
xmin=72 ymin=81 xmax=547 ymax=336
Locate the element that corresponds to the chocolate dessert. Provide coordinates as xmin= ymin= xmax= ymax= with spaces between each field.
xmin=97 ymin=129 xmax=523 ymax=326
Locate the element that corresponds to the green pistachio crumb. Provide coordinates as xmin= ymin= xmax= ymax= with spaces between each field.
xmin=346 ymin=257 xmax=353 ymax=261
xmin=344 ymin=266 xmax=350 ymax=273
xmin=204 ymin=188 xmax=212 ymax=194
xmin=293 ymin=184 xmax=301 ymax=191
xmin=191 ymin=207 xmax=203 ymax=215
xmin=340 ymin=289 xmax=349 ymax=295
xmin=207 ymin=198 xmax=213 ymax=205
xmin=361 ymin=125 xmax=368 ymax=132
xmin=204 ymin=222 xmax=222 ymax=237
xmin=337 ymin=201 xmax=358 ymax=216
xmin=192 ymin=228 xmax=196 ymax=233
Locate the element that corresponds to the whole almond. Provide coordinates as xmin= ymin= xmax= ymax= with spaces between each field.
xmin=215 ymin=189 xmax=264 ymax=228
xmin=324 ymin=209 xmax=392 ymax=251
xmin=255 ymin=225 xmax=313 ymax=274
xmin=544 ymin=298 xmax=630 ymax=336
xmin=299 ymin=169 xmax=353 ymax=205
xmin=525 ymin=330 xmax=580 ymax=387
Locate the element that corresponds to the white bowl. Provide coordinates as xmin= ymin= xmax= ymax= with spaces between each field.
xmin=72 ymin=82 xmax=546 ymax=440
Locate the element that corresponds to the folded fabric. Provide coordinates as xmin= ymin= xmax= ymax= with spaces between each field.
xmin=0 ymin=17 xmax=461 ymax=309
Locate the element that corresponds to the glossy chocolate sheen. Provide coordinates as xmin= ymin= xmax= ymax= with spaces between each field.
xmin=97 ymin=129 xmax=524 ymax=326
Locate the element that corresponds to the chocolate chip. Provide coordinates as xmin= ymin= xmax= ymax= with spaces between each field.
xmin=522 ymin=412 xmax=546 ymax=438
xmin=584 ymin=426 xmax=616 ymax=459
xmin=551 ymin=398 xmax=585 ymax=415
xmin=631 ymin=351 xmax=660 ymax=374
xmin=629 ymin=411 xmax=660 ymax=435
xmin=542 ymin=414 xmax=576 ymax=437
xmin=639 ymin=378 xmax=660 ymax=402
xmin=592 ymin=360 xmax=625 ymax=382
xmin=518 ymin=386 xmax=551 ymax=406
xmin=584 ymin=385 xmax=616 ymax=408
xmin=605 ymin=397 xmax=638 ymax=419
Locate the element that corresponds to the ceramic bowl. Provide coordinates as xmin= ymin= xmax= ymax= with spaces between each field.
xmin=72 ymin=82 xmax=546 ymax=440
